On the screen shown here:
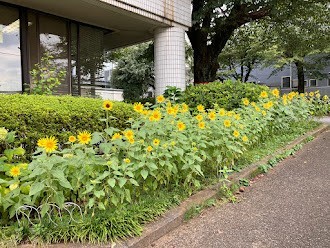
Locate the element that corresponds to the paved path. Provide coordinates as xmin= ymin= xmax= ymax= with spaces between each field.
xmin=149 ymin=129 xmax=330 ymax=248
xmin=317 ymin=116 xmax=330 ymax=125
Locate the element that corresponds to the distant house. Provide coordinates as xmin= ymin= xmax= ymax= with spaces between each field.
xmin=0 ymin=0 xmax=191 ymax=99
xmin=249 ymin=64 xmax=330 ymax=96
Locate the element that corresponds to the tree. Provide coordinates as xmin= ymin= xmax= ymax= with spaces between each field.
xmin=217 ymin=22 xmax=276 ymax=82
xmin=188 ymin=0 xmax=329 ymax=83
xmin=111 ymin=42 xmax=154 ymax=100
xmin=262 ymin=3 xmax=330 ymax=93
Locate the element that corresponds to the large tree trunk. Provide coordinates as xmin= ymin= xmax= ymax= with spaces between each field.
xmin=294 ymin=61 xmax=305 ymax=93
xmin=188 ymin=1 xmax=270 ymax=84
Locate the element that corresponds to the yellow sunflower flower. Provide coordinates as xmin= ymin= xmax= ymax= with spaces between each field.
xmin=262 ymin=110 xmax=267 ymax=116
xmin=68 ymin=136 xmax=76 ymax=143
xmin=123 ymin=130 xmax=134 ymax=140
xmin=128 ymin=138 xmax=135 ymax=144
xmin=208 ymin=111 xmax=216 ymax=121
xmin=156 ymin=95 xmax=165 ymax=103
xmin=242 ymin=135 xmax=249 ymax=142
xmin=38 ymin=136 xmax=58 ymax=153
xmin=242 ymin=98 xmax=250 ymax=106
xmin=271 ymin=88 xmax=280 ymax=98
xmin=147 ymin=146 xmax=153 ymax=152
xmin=198 ymin=122 xmax=206 ymax=129
xmin=233 ymin=130 xmax=240 ymax=138
xmin=133 ymin=102 xmax=144 ymax=113
xmin=9 ymin=166 xmax=21 ymax=177
xmin=195 ymin=114 xmax=203 ymax=121
xmin=251 ymin=102 xmax=256 ymax=107
xmin=78 ymin=131 xmax=92 ymax=145
xmin=181 ymin=103 xmax=189 ymax=113
xmin=260 ymin=91 xmax=268 ymax=98
xmin=219 ymin=108 xmax=226 ymax=116
xmin=0 ymin=127 xmax=8 ymax=141
xmin=224 ymin=120 xmax=231 ymax=128
xmin=309 ymin=92 xmax=314 ymax=97
xmin=102 ymin=100 xmax=113 ymax=111
xmin=150 ymin=110 xmax=162 ymax=121
xmin=153 ymin=139 xmax=160 ymax=146
xmin=323 ymin=95 xmax=329 ymax=101
xmin=234 ymin=114 xmax=241 ymax=120
xmin=167 ymin=107 xmax=176 ymax=115
xmin=197 ymin=104 xmax=205 ymax=112
xmin=112 ymin=132 xmax=122 ymax=140
xmin=177 ymin=121 xmax=186 ymax=131
xmin=123 ymin=158 xmax=131 ymax=163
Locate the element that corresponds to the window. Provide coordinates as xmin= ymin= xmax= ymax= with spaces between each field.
xmin=328 ymin=78 xmax=330 ymax=86
xmin=282 ymin=76 xmax=291 ymax=88
xmin=309 ymin=79 xmax=317 ymax=87
xmin=0 ymin=4 xmax=22 ymax=92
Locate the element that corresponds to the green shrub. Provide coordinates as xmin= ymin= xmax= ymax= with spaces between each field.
xmin=182 ymin=80 xmax=270 ymax=110
xmin=0 ymin=94 xmax=137 ymax=157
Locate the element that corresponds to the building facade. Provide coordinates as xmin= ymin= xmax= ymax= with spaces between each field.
xmin=0 ymin=0 xmax=191 ymax=98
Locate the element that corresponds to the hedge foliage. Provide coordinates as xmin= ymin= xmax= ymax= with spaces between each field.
xmin=0 ymin=94 xmax=137 ymax=157
xmin=182 ymin=80 xmax=270 ymax=110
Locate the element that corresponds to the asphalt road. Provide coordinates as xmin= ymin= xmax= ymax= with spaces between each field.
xmin=149 ymin=129 xmax=330 ymax=248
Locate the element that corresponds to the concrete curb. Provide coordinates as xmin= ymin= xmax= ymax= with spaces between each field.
xmin=116 ymin=123 xmax=329 ymax=248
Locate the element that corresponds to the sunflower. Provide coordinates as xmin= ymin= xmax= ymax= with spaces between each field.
xmin=181 ymin=103 xmax=189 ymax=113
xmin=102 ymin=100 xmax=113 ymax=111
xmin=9 ymin=183 xmax=19 ymax=191
xmin=227 ymin=111 xmax=234 ymax=117
xmin=233 ymin=130 xmax=240 ymax=138
xmin=78 ymin=131 xmax=91 ymax=145
xmin=255 ymin=106 xmax=261 ymax=112
xmin=9 ymin=166 xmax=21 ymax=177
xmin=196 ymin=114 xmax=203 ymax=121
xmin=112 ymin=132 xmax=122 ymax=140
xmin=197 ymin=104 xmax=205 ymax=112
xmin=323 ymin=95 xmax=329 ymax=101
xmin=68 ymin=136 xmax=76 ymax=143
xmin=123 ymin=130 xmax=134 ymax=140
xmin=153 ymin=139 xmax=160 ymax=146
xmin=133 ymin=102 xmax=144 ymax=113
xmin=146 ymin=146 xmax=153 ymax=152
xmin=37 ymin=138 xmax=47 ymax=148
xmin=128 ymin=138 xmax=135 ymax=144
xmin=242 ymin=135 xmax=249 ymax=142
xmin=234 ymin=114 xmax=241 ymax=120
xmin=224 ymin=120 xmax=231 ymax=128
xmin=198 ymin=122 xmax=206 ymax=129
xmin=251 ymin=102 xmax=256 ymax=107
xmin=150 ymin=110 xmax=162 ymax=121
xmin=156 ymin=95 xmax=165 ymax=103
xmin=39 ymin=136 xmax=58 ymax=153
xmin=167 ymin=107 xmax=176 ymax=115
xmin=272 ymin=89 xmax=280 ymax=98
xmin=177 ymin=121 xmax=186 ymax=131
xmin=260 ymin=91 xmax=268 ymax=98
xmin=262 ymin=110 xmax=267 ymax=116
xmin=123 ymin=158 xmax=131 ymax=163
xmin=208 ymin=111 xmax=216 ymax=121
xmin=242 ymin=98 xmax=250 ymax=106
xmin=219 ymin=108 xmax=226 ymax=116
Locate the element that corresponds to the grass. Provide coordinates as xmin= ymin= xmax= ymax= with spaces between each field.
xmin=0 ymin=120 xmax=321 ymax=246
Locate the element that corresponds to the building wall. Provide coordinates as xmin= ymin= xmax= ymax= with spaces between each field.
xmin=99 ymin=0 xmax=191 ymax=28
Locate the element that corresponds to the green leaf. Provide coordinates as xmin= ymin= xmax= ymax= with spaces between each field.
xmin=111 ymin=195 xmax=119 ymax=206
xmin=118 ymin=178 xmax=127 ymax=188
xmin=94 ymin=190 xmax=105 ymax=198
xmin=129 ymin=178 xmax=139 ymax=186
xmin=98 ymin=202 xmax=106 ymax=210
xmin=29 ymin=182 xmax=45 ymax=196
xmin=141 ymin=169 xmax=148 ymax=179
xmin=107 ymin=178 xmax=116 ymax=188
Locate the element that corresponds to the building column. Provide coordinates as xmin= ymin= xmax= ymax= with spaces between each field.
xmin=154 ymin=26 xmax=186 ymax=96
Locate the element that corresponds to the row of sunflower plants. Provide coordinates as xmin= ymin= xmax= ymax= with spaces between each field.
xmin=0 ymin=89 xmax=327 ymax=223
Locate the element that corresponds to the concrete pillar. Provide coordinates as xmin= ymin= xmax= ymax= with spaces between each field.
xmin=154 ymin=26 xmax=186 ymax=96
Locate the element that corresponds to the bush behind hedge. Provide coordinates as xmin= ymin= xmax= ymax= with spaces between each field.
xmin=182 ymin=80 xmax=270 ymax=110
xmin=0 ymin=94 xmax=137 ymax=157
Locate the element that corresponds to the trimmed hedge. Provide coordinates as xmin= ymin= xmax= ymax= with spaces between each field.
xmin=0 ymin=94 xmax=137 ymax=157
xmin=182 ymin=80 xmax=270 ymax=110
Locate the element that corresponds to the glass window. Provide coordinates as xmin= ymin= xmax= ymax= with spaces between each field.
xmin=309 ymin=79 xmax=317 ymax=87
xmin=282 ymin=76 xmax=291 ymax=88
xmin=78 ymin=25 xmax=112 ymax=97
xmin=0 ymin=5 xmax=22 ymax=92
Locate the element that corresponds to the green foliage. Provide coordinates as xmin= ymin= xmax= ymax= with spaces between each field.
xmin=163 ymin=86 xmax=183 ymax=104
xmin=182 ymin=80 xmax=270 ymax=110
xmin=29 ymin=53 xmax=66 ymax=95
xmin=111 ymin=42 xmax=154 ymax=101
xmin=0 ymin=94 xmax=137 ymax=157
